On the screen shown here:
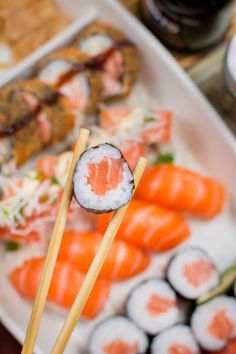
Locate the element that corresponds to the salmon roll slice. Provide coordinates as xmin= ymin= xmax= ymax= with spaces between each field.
xmin=0 ymin=80 xmax=75 ymax=172
xmin=58 ymin=230 xmax=150 ymax=281
xmin=191 ymin=296 xmax=236 ymax=351
xmin=127 ymin=279 xmax=180 ymax=335
xmin=89 ymin=316 xmax=148 ymax=354
xmin=97 ymin=199 xmax=190 ymax=252
xmin=36 ymin=47 xmax=102 ymax=113
xmin=75 ymin=21 xmax=139 ymax=102
xmin=136 ymin=164 xmax=226 ymax=219
xmin=151 ymin=325 xmax=200 ymax=354
xmin=9 ymin=257 xmax=110 ymax=318
xmin=99 ymin=107 xmax=172 ymax=144
xmin=167 ymin=248 xmax=220 ymax=300
xmin=73 ymin=143 xmax=134 ymax=213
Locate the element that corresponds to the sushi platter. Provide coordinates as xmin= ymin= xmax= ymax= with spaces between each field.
xmin=0 ymin=0 xmax=236 ymax=353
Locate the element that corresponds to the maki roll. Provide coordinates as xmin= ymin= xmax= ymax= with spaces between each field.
xmin=75 ymin=21 xmax=139 ymax=102
xmin=126 ymin=279 xmax=180 ymax=335
xmin=151 ymin=325 xmax=200 ymax=354
xmin=89 ymin=316 xmax=148 ymax=354
xmin=73 ymin=143 xmax=134 ymax=213
xmin=36 ymin=47 xmax=102 ymax=113
xmin=0 ymin=80 xmax=75 ymax=173
xmin=191 ymin=295 xmax=236 ymax=351
xmin=167 ymin=247 xmax=220 ymax=300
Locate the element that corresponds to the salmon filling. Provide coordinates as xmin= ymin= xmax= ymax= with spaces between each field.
xmin=207 ymin=310 xmax=234 ymax=341
xmin=182 ymin=259 xmax=214 ymax=287
xmin=146 ymin=294 xmax=177 ymax=316
xmin=103 ymin=340 xmax=138 ymax=354
xmin=73 ymin=144 xmax=134 ymax=213
xmin=87 ymin=157 xmax=123 ymax=196
xmin=169 ymin=344 xmax=195 ymax=354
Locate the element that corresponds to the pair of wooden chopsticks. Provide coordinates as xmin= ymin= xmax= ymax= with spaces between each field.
xmin=21 ymin=128 xmax=147 ymax=354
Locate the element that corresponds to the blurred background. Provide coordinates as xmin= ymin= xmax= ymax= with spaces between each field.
xmin=0 ymin=0 xmax=235 ymax=353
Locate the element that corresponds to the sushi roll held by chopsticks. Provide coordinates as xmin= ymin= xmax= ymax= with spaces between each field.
xmin=73 ymin=143 xmax=134 ymax=213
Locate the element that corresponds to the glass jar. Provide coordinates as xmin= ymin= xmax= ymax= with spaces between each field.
xmin=140 ymin=0 xmax=234 ymax=52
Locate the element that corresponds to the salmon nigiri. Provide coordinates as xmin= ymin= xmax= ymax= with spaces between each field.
xmin=58 ymin=230 xmax=150 ymax=281
xmin=9 ymin=257 xmax=110 ymax=318
xmin=97 ymin=199 xmax=190 ymax=252
xmin=136 ymin=164 xmax=226 ymax=219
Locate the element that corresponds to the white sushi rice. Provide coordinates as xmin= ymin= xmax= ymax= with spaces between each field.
xmin=78 ymin=34 xmax=113 ymax=56
xmin=167 ymin=248 xmax=220 ymax=299
xmin=151 ymin=325 xmax=200 ymax=354
xmin=0 ymin=43 xmax=13 ymax=66
xmin=89 ymin=316 xmax=148 ymax=354
xmin=38 ymin=60 xmax=72 ymax=85
xmin=127 ymin=279 xmax=179 ymax=335
xmin=191 ymin=295 xmax=236 ymax=351
xmin=59 ymin=72 xmax=90 ymax=109
xmin=73 ymin=144 xmax=134 ymax=212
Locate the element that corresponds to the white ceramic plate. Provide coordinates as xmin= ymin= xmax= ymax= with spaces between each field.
xmin=0 ymin=1 xmax=236 ymax=353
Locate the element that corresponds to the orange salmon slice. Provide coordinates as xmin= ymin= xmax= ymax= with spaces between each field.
xmin=207 ymin=310 xmax=233 ymax=340
xmin=146 ymin=294 xmax=177 ymax=316
xmin=103 ymin=340 xmax=138 ymax=354
xmin=169 ymin=344 xmax=195 ymax=354
xmin=87 ymin=157 xmax=123 ymax=196
xmin=182 ymin=259 xmax=214 ymax=287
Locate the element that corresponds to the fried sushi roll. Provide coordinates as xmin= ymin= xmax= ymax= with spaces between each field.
xmin=36 ymin=47 xmax=102 ymax=113
xmin=0 ymin=80 xmax=75 ymax=173
xmin=75 ymin=21 xmax=139 ymax=102
xmin=73 ymin=143 xmax=134 ymax=213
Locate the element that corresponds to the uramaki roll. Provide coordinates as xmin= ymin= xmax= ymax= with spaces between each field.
xmin=36 ymin=47 xmax=102 ymax=114
xmin=0 ymin=79 xmax=75 ymax=173
xmin=75 ymin=21 xmax=139 ymax=102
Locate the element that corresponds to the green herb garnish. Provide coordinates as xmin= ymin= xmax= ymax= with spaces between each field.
xmin=5 ymin=241 xmax=20 ymax=252
xmin=25 ymin=171 xmax=42 ymax=180
xmin=154 ymin=152 xmax=174 ymax=164
xmin=1 ymin=207 xmax=9 ymax=217
xmin=144 ymin=116 xmax=155 ymax=122
xmin=51 ymin=177 xmax=59 ymax=184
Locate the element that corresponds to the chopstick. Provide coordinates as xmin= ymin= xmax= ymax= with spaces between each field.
xmin=21 ymin=128 xmax=90 ymax=354
xmin=50 ymin=156 xmax=148 ymax=354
